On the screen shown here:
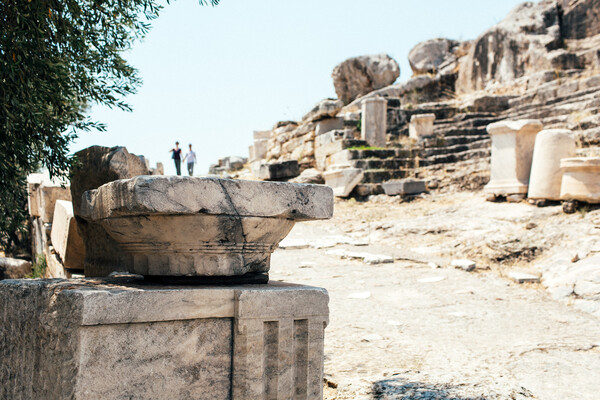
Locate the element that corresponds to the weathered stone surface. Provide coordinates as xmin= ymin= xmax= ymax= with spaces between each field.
xmin=484 ymin=119 xmax=543 ymax=195
xmin=303 ymin=99 xmax=343 ymax=122
xmin=382 ymin=179 xmax=426 ymax=196
xmin=27 ymin=172 xmax=72 ymax=223
xmin=70 ymin=146 xmax=150 ymax=277
xmin=560 ymin=157 xmax=600 ymax=203
xmin=332 ymin=54 xmax=400 ymax=104
xmin=0 ymin=278 xmax=328 ymax=400
xmin=408 ymin=113 xmax=436 ymax=140
xmin=252 ymin=138 xmax=269 ymax=161
xmin=290 ymin=168 xmax=325 ymax=184
xmin=50 ymin=200 xmax=85 ymax=270
xmin=408 ymin=38 xmax=459 ymax=75
xmin=315 ymin=117 xmax=344 ymax=136
xmin=361 ymin=97 xmax=387 ymax=147
xmin=528 ymin=129 xmax=576 ymax=200
xmin=0 ymin=257 xmax=31 ymax=280
xmin=257 ymin=160 xmax=300 ymax=181
xmin=253 ymin=130 xmax=271 ymax=140
xmin=79 ymin=176 xmax=333 ymax=276
xmin=323 ymin=165 xmax=364 ymax=197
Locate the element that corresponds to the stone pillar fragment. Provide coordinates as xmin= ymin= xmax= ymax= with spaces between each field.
xmin=50 ymin=200 xmax=85 ymax=270
xmin=528 ymin=129 xmax=576 ymax=200
xmin=560 ymin=157 xmax=600 ymax=203
xmin=484 ymin=119 xmax=543 ymax=196
xmin=409 ymin=113 xmax=435 ymax=140
xmin=361 ymin=97 xmax=387 ymax=148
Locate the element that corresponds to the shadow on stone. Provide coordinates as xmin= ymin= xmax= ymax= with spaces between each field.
xmin=372 ymin=377 xmax=489 ymax=400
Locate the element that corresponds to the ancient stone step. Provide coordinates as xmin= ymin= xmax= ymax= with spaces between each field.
xmin=350 ymin=158 xmax=417 ymax=170
xmin=435 ymin=127 xmax=488 ymax=137
xmin=361 ymin=169 xmax=408 ymax=183
xmin=426 ymin=148 xmax=490 ymax=165
xmin=421 ymin=139 xmax=491 ymax=158
xmin=422 ymin=134 xmax=489 ymax=148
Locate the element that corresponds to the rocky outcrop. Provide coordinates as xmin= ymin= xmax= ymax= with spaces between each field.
xmin=332 ymin=54 xmax=400 ymax=104
xmin=408 ymin=38 xmax=460 ymax=75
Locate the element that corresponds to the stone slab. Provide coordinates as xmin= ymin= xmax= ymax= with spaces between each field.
xmin=0 ymin=278 xmax=328 ymax=400
xmin=323 ymin=166 xmax=364 ymax=197
xmin=50 ymin=200 xmax=85 ymax=270
xmin=382 ymin=179 xmax=426 ymax=196
xmin=256 ymin=160 xmax=300 ymax=181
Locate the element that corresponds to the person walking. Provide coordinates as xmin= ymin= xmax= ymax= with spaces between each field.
xmin=169 ymin=141 xmax=182 ymax=176
xmin=183 ymin=143 xmax=197 ymax=176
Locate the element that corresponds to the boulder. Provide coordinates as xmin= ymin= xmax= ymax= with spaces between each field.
xmin=70 ymin=146 xmax=150 ymax=277
xmin=332 ymin=54 xmax=400 ymax=104
xmin=408 ymin=38 xmax=459 ymax=75
xmin=0 ymin=257 xmax=32 ymax=280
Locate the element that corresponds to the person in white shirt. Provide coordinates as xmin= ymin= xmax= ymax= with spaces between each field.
xmin=183 ymin=144 xmax=197 ymax=176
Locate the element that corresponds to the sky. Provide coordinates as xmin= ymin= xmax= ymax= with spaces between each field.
xmin=70 ymin=0 xmax=527 ymax=175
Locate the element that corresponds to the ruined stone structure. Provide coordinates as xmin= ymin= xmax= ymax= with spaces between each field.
xmin=244 ymin=0 xmax=600 ymax=198
xmin=3 ymin=175 xmax=334 ymax=399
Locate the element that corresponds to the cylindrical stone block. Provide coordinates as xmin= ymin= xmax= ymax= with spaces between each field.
xmin=528 ymin=129 xmax=576 ymax=200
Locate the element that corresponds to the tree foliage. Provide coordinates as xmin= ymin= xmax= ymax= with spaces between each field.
xmin=0 ymin=0 xmax=217 ymax=252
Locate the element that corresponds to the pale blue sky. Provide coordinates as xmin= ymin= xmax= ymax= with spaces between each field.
xmin=71 ymin=0 xmax=526 ymax=175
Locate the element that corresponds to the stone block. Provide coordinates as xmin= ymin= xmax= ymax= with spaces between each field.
xmin=302 ymin=98 xmax=343 ymax=122
xmin=253 ymin=130 xmax=271 ymax=140
xmin=0 ymin=278 xmax=329 ymax=400
xmin=257 ymin=160 xmax=300 ymax=181
xmin=79 ymin=176 xmax=332 ymax=277
xmin=408 ymin=113 xmax=435 ymax=140
xmin=50 ymin=200 xmax=85 ymax=270
xmin=528 ymin=129 xmax=576 ymax=200
xmin=382 ymin=179 xmax=426 ymax=196
xmin=315 ymin=117 xmax=344 ymax=136
xmin=560 ymin=157 xmax=600 ymax=203
xmin=0 ymin=257 xmax=31 ymax=280
xmin=361 ymin=97 xmax=387 ymax=147
xmin=484 ymin=119 xmax=543 ymax=196
xmin=253 ymin=138 xmax=269 ymax=161
xmin=323 ymin=165 xmax=364 ymax=197
xmin=27 ymin=172 xmax=71 ymax=223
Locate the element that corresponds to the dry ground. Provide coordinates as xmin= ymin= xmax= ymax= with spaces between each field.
xmin=270 ymin=191 xmax=600 ymax=399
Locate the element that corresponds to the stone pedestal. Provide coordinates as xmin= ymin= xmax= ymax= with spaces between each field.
xmin=0 ymin=278 xmax=329 ymax=400
xmin=528 ymin=129 xmax=576 ymax=200
xmin=361 ymin=97 xmax=387 ymax=148
xmin=408 ymin=113 xmax=435 ymax=140
xmin=484 ymin=119 xmax=543 ymax=196
xmin=560 ymin=157 xmax=600 ymax=203
xmin=79 ymin=176 xmax=332 ymax=277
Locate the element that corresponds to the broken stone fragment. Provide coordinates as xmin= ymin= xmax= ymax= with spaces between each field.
xmin=323 ymin=165 xmax=364 ymax=197
xmin=79 ymin=176 xmax=333 ymax=278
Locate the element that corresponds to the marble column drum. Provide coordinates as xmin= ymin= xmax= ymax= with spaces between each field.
xmin=484 ymin=119 xmax=543 ymax=196
xmin=528 ymin=129 xmax=576 ymax=200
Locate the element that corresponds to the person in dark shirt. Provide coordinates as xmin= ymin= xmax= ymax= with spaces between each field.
xmin=169 ymin=141 xmax=182 ymax=176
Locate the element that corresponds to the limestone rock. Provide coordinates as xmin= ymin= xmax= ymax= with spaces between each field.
xmin=303 ymin=99 xmax=343 ymax=122
xmin=408 ymin=38 xmax=459 ymax=75
xmin=332 ymin=54 xmax=400 ymax=104
xmin=323 ymin=165 xmax=364 ymax=197
xmin=50 ymin=200 xmax=85 ymax=270
xmin=0 ymin=257 xmax=32 ymax=280
xmin=290 ymin=168 xmax=325 ymax=184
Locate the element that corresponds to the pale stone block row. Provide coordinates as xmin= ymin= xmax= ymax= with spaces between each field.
xmin=408 ymin=113 xmax=435 ymax=140
xmin=484 ymin=119 xmax=543 ymax=196
xmin=0 ymin=279 xmax=328 ymax=400
xmin=361 ymin=97 xmax=387 ymax=148
xmin=528 ymin=129 xmax=576 ymax=200
xmin=560 ymin=157 xmax=600 ymax=203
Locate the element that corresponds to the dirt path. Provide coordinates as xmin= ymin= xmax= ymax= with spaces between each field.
xmin=270 ymin=193 xmax=600 ymax=399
